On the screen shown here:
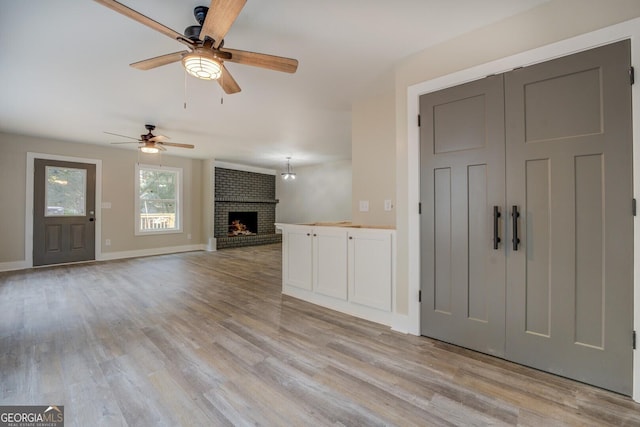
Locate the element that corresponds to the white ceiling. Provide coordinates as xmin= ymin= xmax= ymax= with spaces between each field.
xmin=0 ymin=0 xmax=547 ymax=169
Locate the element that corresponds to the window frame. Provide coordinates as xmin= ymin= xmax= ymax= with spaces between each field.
xmin=134 ymin=163 xmax=183 ymax=236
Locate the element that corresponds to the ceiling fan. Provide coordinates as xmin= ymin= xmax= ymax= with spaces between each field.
xmin=94 ymin=0 xmax=299 ymax=94
xmin=107 ymin=124 xmax=194 ymax=153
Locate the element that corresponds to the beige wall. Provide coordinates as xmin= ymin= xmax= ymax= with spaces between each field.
xmin=276 ymin=160 xmax=352 ymax=224
xmin=350 ymin=0 xmax=640 ymax=316
xmin=0 ymin=132 xmax=204 ymax=264
xmin=202 ymin=158 xmax=216 ymax=249
xmin=352 ymin=90 xmax=396 ymax=226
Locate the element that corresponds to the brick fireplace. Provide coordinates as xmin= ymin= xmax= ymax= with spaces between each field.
xmin=214 ymin=167 xmax=282 ymax=249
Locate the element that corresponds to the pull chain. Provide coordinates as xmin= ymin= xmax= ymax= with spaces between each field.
xmin=184 ymin=69 xmax=188 ymax=109
xmin=220 ymin=71 xmax=224 ymax=104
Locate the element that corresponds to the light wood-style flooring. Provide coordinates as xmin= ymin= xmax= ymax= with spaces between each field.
xmin=1 ymin=243 xmax=639 ymax=426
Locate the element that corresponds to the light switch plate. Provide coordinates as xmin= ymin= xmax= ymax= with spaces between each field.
xmin=384 ymin=200 xmax=393 ymax=211
xmin=359 ymin=200 xmax=369 ymax=212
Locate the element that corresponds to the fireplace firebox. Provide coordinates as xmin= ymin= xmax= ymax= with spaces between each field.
xmin=228 ymin=211 xmax=257 ymax=236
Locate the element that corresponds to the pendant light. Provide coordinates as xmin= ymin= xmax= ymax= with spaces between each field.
xmin=281 ymin=157 xmax=296 ymax=180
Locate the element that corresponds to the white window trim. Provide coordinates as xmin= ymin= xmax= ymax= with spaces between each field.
xmin=135 ymin=163 xmax=183 ymax=236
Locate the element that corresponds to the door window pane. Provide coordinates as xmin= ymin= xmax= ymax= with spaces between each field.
xmin=45 ymin=166 xmax=86 ymax=216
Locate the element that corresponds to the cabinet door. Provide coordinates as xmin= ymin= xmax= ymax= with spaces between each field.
xmin=313 ymin=228 xmax=348 ymax=300
xmin=348 ymin=230 xmax=392 ymax=311
xmin=283 ymin=226 xmax=313 ymax=290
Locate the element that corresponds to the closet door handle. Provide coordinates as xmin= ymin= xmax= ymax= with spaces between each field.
xmin=511 ymin=205 xmax=520 ymax=251
xmin=493 ymin=206 xmax=501 ymax=250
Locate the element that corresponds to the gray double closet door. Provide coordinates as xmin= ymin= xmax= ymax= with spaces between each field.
xmin=420 ymin=40 xmax=633 ymax=395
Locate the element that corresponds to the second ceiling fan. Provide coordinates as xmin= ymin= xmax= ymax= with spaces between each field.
xmin=94 ymin=0 xmax=299 ymax=94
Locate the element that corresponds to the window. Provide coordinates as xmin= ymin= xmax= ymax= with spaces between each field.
xmin=135 ymin=164 xmax=183 ymax=235
xmin=45 ymin=166 xmax=86 ymax=216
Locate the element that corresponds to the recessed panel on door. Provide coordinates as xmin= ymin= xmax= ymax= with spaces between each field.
xmin=433 ymin=167 xmax=452 ymax=314
xmin=523 ymin=158 xmax=551 ymax=337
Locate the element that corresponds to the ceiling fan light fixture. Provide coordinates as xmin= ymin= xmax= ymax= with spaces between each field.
xmin=140 ymin=144 xmax=160 ymax=154
xmin=182 ymin=50 xmax=222 ymax=80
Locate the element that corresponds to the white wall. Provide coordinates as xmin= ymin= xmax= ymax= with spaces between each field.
xmin=276 ymin=160 xmax=352 ymax=224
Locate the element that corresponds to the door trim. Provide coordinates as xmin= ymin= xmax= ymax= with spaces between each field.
xmin=406 ymin=17 xmax=640 ymax=401
xmin=26 ymin=152 xmax=102 ymax=267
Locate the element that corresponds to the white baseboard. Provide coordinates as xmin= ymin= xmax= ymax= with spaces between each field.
xmin=98 ymin=244 xmax=206 ymax=261
xmin=283 ymin=286 xmax=393 ymax=327
xmin=0 ymin=260 xmax=30 ymax=272
xmin=391 ymin=314 xmax=411 ymax=334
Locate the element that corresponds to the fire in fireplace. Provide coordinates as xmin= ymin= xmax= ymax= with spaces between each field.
xmin=228 ymin=211 xmax=257 ymax=237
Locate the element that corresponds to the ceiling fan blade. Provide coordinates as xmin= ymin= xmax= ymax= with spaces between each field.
xmin=149 ymin=135 xmax=170 ymax=142
xmin=160 ymin=142 xmax=195 ymax=149
xmin=104 ymin=131 xmax=140 ymax=141
xmin=221 ymin=48 xmax=298 ymax=73
xmin=110 ymin=141 xmax=139 ymax=145
xmin=130 ymin=51 xmax=187 ymax=70
xmin=93 ymin=0 xmax=194 ymax=48
xmin=218 ymin=64 xmax=241 ymax=94
xmin=200 ymin=0 xmax=247 ymax=48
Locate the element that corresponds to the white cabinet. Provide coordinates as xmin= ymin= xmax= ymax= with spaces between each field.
xmin=313 ymin=228 xmax=348 ymax=300
xmin=348 ymin=229 xmax=392 ymax=311
xmin=281 ymin=225 xmax=348 ymax=298
xmin=282 ymin=225 xmax=313 ymax=290
xmin=276 ymin=223 xmax=395 ymax=326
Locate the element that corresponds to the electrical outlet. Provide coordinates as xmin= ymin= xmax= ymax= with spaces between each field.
xmin=105 ymin=239 xmax=111 ymax=246
xmin=359 ymin=200 xmax=369 ymax=212
xmin=187 ymin=233 xmax=192 ymax=240
xmin=384 ymin=200 xmax=393 ymax=211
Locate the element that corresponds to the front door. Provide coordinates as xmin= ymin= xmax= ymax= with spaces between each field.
xmin=420 ymin=40 xmax=633 ymax=395
xmin=33 ymin=159 xmax=96 ymax=266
